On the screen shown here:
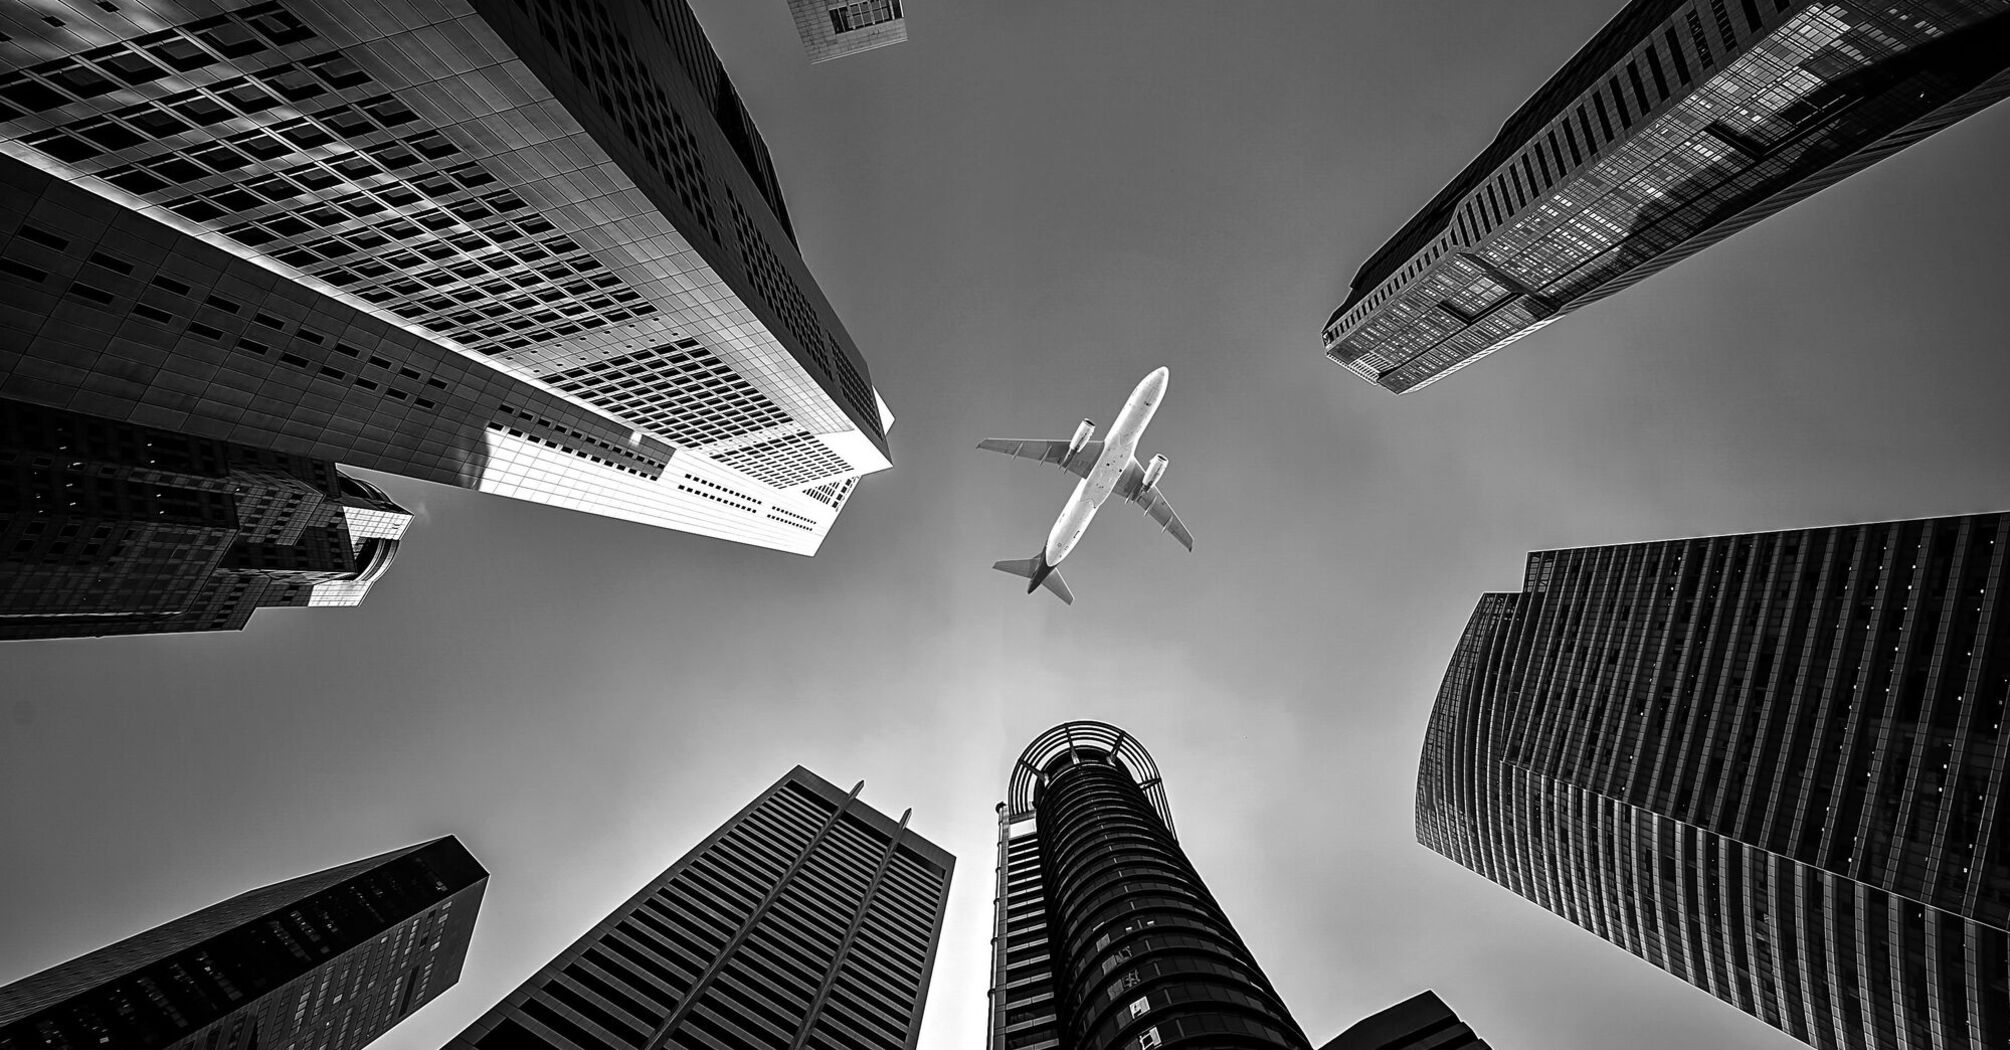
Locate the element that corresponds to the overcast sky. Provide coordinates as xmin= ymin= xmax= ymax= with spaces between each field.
xmin=6 ymin=2 xmax=2010 ymax=1049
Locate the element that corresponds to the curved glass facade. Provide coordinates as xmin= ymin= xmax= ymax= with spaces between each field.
xmin=988 ymin=722 xmax=1308 ymax=1050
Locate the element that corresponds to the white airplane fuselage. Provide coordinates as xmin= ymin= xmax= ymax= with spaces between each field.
xmin=1044 ymin=367 xmax=1168 ymax=566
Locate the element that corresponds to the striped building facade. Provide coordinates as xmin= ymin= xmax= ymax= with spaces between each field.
xmin=446 ymin=767 xmax=952 ymax=1050
xmin=1322 ymin=0 xmax=2010 ymax=393
xmin=987 ymin=722 xmax=1310 ymax=1050
xmin=1417 ymin=512 xmax=2010 ymax=1048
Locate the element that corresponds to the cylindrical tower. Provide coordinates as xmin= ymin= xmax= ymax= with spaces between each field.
xmin=988 ymin=721 xmax=1308 ymax=1050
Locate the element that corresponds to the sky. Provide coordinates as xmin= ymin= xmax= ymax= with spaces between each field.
xmin=5 ymin=2 xmax=2010 ymax=1049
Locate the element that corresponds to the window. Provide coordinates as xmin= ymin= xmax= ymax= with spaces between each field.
xmin=828 ymin=0 xmax=901 ymax=34
xmin=1127 ymin=997 xmax=1149 ymax=1020
xmin=1138 ymin=1028 xmax=1161 ymax=1050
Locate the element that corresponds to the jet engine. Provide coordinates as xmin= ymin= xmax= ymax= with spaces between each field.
xmin=1142 ymin=454 xmax=1168 ymax=491
xmin=1067 ymin=419 xmax=1096 ymax=456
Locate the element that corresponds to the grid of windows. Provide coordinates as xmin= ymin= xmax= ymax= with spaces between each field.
xmin=990 ymin=724 xmax=1309 ymax=1050
xmin=446 ymin=768 xmax=952 ymax=1050
xmin=547 ymin=341 xmax=792 ymax=451
xmin=1323 ymin=0 xmax=2010 ymax=392
xmin=1417 ymin=512 xmax=2010 ymax=1049
xmin=713 ymin=432 xmax=853 ymax=490
xmin=0 ymin=838 xmax=486 ymax=1050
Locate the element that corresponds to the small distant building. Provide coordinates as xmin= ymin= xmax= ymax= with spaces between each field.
xmin=787 ymin=0 xmax=908 ymax=63
xmin=1319 ymin=990 xmax=1490 ymax=1050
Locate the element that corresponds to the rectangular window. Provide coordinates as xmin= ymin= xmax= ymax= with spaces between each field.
xmin=1592 ymin=94 xmax=1614 ymax=140
xmin=1606 ymin=78 xmax=1632 ymax=127
xmin=1626 ymin=62 xmax=1653 ymax=113
xmin=1663 ymin=27 xmax=1692 ymax=84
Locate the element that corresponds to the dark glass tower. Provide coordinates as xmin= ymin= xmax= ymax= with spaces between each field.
xmin=988 ymin=722 xmax=1309 ymax=1050
xmin=0 ymin=836 xmax=487 ymax=1050
xmin=0 ymin=398 xmax=412 ymax=639
xmin=1316 ymin=991 xmax=1489 ymax=1050
xmin=1417 ymin=512 xmax=2010 ymax=1048
xmin=1321 ymin=0 xmax=2010 ymax=393
xmin=0 ymin=0 xmax=889 ymax=556
xmin=447 ymin=767 xmax=952 ymax=1050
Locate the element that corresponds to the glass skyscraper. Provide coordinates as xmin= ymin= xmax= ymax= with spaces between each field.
xmin=987 ymin=721 xmax=1310 ymax=1050
xmin=0 ymin=0 xmax=889 ymax=555
xmin=1417 ymin=512 xmax=2009 ymax=1048
xmin=446 ymin=766 xmax=953 ymax=1050
xmin=0 ymin=398 xmax=412 ymax=639
xmin=1321 ymin=0 xmax=2010 ymax=393
xmin=0 ymin=836 xmax=487 ymax=1050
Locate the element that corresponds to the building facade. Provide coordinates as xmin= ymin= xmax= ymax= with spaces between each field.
xmin=446 ymin=766 xmax=953 ymax=1050
xmin=1322 ymin=0 xmax=2010 ymax=393
xmin=0 ymin=0 xmax=889 ymax=555
xmin=0 ymin=397 xmax=411 ymax=638
xmin=1316 ymin=991 xmax=1488 ymax=1050
xmin=785 ymin=1 xmax=907 ymax=64
xmin=1417 ymin=512 xmax=2010 ymax=1048
xmin=988 ymin=721 xmax=1310 ymax=1050
xmin=0 ymin=836 xmax=487 ymax=1050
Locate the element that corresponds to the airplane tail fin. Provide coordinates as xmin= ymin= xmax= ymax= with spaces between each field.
xmin=991 ymin=558 xmax=1074 ymax=605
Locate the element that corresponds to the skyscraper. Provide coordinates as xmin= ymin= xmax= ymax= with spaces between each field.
xmin=0 ymin=0 xmax=889 ymax=555
xmin=1321 ymin=0 xmax=2010 ymax=393
xmin=0 ymin=836 xmax=487 ymax=1050
xmin=988 ymin=721 xmax=1310 ymax=1050
xmin=1417 ymin=512 xmax=2010 ymax=1048
xmin=446 ymin=766 xmax=953 ymax=1050
xmin=784 ymin=1 xmax=908 ymax=64
xmin=0 ymin=398 xmax=412 ymax=639
xmin=1316 ymin=991 xmax=1489 ymax=1050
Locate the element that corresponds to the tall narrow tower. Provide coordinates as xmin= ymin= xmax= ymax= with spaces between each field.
xmin=447 ymin=767 xmax=952 ymax=1050
xmin=988 ymin=722 xmax=1309 ymax=1050
xmin=1418 ymin=511 xmax=2010 ymax=1049
xmin=0 ymin=836 xmax=487 ymax=1050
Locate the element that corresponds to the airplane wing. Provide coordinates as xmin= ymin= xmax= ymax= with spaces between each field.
xmin=1115 ymin=458 xmax=1195 ymax=551
xmin=977 ymin=438 xmax=1103 ymax=480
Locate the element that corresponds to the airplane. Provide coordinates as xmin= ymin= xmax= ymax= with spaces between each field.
xmin=979 ymin=366 xmax=1193 ymax=604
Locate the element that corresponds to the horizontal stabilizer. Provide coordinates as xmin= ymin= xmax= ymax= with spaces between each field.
xmin=992 ymin=557 xmax=1039 ymax=578
xmin=1040 ymin=569 xmax=1074 ymax=605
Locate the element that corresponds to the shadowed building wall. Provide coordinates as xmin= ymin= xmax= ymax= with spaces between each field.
xmin=1322 ymin=0 xmax=2010 ymax=393
xmin=0 ymin=398 xmax=411 ymax=638
xmin=988 ymin=722 xmax=1310 ymax=1050
xmin=0 ymin=836 xmax=487 ymax=1050
xmin=445 ymin=767 xmax=952 ymax=1050
xmin=0 ymin=0 xmax=890 ymax=554
xmin=1417 ymin=512 xmax=2010 ymax=1048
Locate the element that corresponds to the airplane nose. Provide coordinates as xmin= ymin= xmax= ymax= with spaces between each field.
xmin=1151 ymin=366 xmax=1169 ymax=389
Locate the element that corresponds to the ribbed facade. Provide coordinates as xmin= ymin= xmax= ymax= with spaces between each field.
xmin=0 ymin=397 xmax=412 ymax=638
xmin=1321 ymin=0 xmax=2010 ymax=393
xmin=447 ymin=767 xmax=952 ymax=1050
xmin=988 ymin=722 xmax=1308 ymax=1050
xmin=0 ymin=836 xmax=487 ymax=1050
xmin=0 ymin=0 xmax=890 ymax=555
xmin=1417 ymin=512 xmax=2010 ymax=1048
xmin=1317 ymin=990 xmax=1488 ymax=1050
